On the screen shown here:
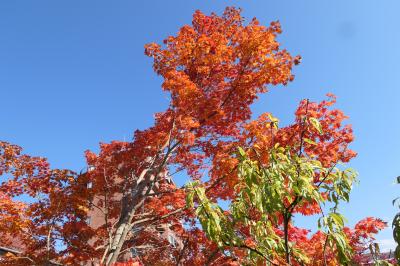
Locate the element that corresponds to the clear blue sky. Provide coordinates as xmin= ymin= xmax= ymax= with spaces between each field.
xmin=1 ymin=1 xmax=399 ymax=250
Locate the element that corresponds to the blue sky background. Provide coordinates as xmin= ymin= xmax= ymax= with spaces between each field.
xmin=1 ymin=1 xmax=399 ymax=250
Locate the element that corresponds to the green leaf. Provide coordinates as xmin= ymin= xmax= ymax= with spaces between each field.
xmin=186 ymin=190 xmax=195 ymax=208
xmin=303 ymin=138 xmax=317 ymax=145
xmin=309 ymin=117 xmax=323 ymax=134
xmin=393 ymin=197 xmax=400 ymax=206
xmin=238 ymin=147 xmax=246 ymax=157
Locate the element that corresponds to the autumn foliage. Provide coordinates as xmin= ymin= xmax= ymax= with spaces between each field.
xmin=0 ymin=7 xmax=392 ymax=266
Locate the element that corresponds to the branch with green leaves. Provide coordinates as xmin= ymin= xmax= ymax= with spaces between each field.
xmin=186 ymin=144 xmax=358 ymax=265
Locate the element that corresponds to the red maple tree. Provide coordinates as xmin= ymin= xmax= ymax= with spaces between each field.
xmin=0 ymin=7 xmax=390 ymax=266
